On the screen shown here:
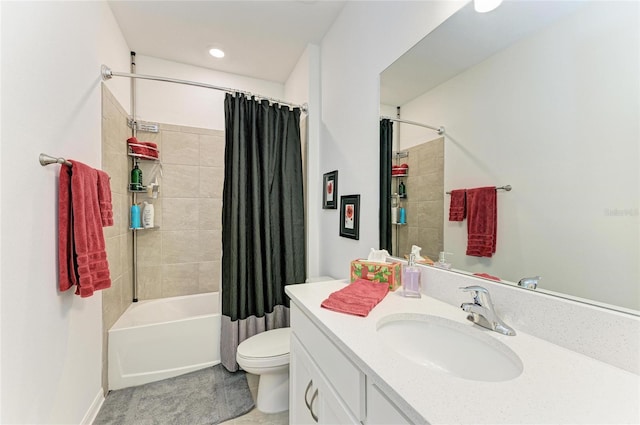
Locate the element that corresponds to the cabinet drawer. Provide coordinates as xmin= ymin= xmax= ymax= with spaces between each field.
xmin=291 ymin=304 xmax=365 ymax=420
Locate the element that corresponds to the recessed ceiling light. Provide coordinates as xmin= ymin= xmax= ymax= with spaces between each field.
xmin=474 ymin=0 xmax=503 ymax=13
xmin=209 ymin=48 xmax=225 ymax=58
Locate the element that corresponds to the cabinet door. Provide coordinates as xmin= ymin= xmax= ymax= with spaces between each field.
xmin=366 ymin=382 xmax=412 ymax=425
xmin=291 ymin=334 xmax=359 ymax=425
xmin=290 ymin=336 xmax=319 ymax=425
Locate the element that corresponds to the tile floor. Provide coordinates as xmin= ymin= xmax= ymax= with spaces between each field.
xmin=221 ymin=373 xmax=289 ymax=425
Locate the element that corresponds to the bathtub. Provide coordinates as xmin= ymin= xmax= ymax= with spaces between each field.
xmin=108 ymin=292 xmax=221 ymax=390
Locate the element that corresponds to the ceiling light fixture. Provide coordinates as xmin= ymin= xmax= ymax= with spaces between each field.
xmin=474 ymin=0 xmax=503 ymax=13
xmin=209 ymin=48 xmax=225 ymax=59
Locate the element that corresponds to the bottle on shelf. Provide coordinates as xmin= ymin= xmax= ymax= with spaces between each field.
xmin=398 ymin=180 xmax=406 ymax=197
xmin=130 ymin=203 xmax=142 ymax=229
xmin=142 ymin=201 xmax=155 ymax=228
xmin=130 ymin=160 xmax=143 ymax=191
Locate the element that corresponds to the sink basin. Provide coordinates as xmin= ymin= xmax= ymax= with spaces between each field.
xmin=377 ymin=314 xmax=523 ymax=382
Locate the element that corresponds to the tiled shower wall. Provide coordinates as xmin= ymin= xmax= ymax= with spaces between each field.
xmin=101 ymin=85 xmax=223 ymax=391
xmin=394 ymin=137 xmax=444 ymax=261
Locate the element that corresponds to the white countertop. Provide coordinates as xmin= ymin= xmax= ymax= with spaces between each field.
xmin=286 ymin=280 xmax=640 ymax=425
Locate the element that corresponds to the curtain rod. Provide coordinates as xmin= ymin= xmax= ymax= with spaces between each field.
xmin=380 ymin=116 xmax=444 ymax=135
xmin=101 ymin=65 xmax=308 ymax=113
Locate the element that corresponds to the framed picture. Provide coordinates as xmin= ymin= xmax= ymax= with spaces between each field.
xmin=339 ymin=194 xmax=360 ymax=240
xmin=322 ymin=170 xmax=338 ymax=209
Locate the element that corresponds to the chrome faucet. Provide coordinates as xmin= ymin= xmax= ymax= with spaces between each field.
xmin=518 ymin=276 xmax=541 ymax=290
xmin=460 ymin=285 xmax=516 ymax=336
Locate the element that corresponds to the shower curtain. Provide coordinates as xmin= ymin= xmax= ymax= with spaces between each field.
xmin=220 ymin=93 xmax=306 ymax=372
xmin=379 ymin=119 xmax=393 ymax=253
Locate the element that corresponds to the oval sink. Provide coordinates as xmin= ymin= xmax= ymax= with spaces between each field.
xmin=377 ymin=314 xmax=523 ymax=382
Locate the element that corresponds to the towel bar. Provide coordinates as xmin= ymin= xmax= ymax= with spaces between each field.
xmin=39 ymin=153 xmax=72 ymax=167
xmin=446 ymin=185 xmax=511 ymax=195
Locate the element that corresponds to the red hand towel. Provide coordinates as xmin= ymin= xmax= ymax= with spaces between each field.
xmin=321 ymin=279 xmax=389 ymax=317
xmin=466 ymin=186 xmax=497 ymax=258
xmin=448 ymin=189 xmax=466 ymax=221
xmin=473 ymin=272 xmax=501 ymax=282
xmin=58 ymin=161 xmax=112 ymax=297
xmin=97 ymin=170 xmax=114 ymax=227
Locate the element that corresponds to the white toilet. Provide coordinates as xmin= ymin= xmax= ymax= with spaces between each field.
xmin=236 ymin=327 xmax=291 ymax=413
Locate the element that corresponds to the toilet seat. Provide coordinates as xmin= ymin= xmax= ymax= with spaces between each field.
xmin=237 ymin=327 xmax=291 ymax=369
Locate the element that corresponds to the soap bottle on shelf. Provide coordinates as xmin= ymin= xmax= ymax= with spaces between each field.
xmin=398 ymin=180 xmax=406 ymax=197
xmin=142 ymin=201 xmax=155 ymax=229
xmin=401 ymin=253 xmax=421 ymax=298
xmin=130 ymin=203 xmax=141 ymax=229
xmin=130 ymin=160 xmax=143 ymax=191
xmin=398 ymin=206 xmax=406 ymax=224
xmin=435 ymin=252 xmax=452 ymax=270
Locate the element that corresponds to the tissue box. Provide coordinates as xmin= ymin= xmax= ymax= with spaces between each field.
xmin=350 ymin=259 xmax=402 ymax=291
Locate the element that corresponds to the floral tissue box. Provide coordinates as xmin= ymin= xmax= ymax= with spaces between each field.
xmin=350 ymin=259 xmax=402 ymax=291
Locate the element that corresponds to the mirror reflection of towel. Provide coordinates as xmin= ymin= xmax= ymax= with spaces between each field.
xmin=466 ymin=186 xmax=497 ymax=258
xmin=449 ymin=189 xmax=466 ymax=221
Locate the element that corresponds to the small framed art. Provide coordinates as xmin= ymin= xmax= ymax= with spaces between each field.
xmin=339 ymin=194 xmax=360 ymax=240
xmin=322 ymin=170 xmax=338 ymax=209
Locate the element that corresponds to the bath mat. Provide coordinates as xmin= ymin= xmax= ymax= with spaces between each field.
xmin=93 ymin=365 xmax=255 ymax=425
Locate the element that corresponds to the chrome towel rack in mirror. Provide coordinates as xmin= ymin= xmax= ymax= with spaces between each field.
xmin=446 ymin=185 xmax=511 ymax=195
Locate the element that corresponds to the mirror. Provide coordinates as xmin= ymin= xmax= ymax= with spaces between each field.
xmin=380 ymin=0 xmax=639 ymax=314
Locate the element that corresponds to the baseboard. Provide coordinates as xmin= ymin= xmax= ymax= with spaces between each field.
xmin=80 ymin=388 xmax=105 ymax=425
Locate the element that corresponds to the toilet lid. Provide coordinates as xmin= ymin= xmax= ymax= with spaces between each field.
xmin=237 ymin=327 xmax=291 ymax=359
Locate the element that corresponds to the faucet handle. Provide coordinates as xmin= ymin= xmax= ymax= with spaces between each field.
xmin=460 ymin=285 xmax=490 ymax=305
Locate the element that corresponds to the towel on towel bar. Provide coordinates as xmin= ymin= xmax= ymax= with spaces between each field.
xmin=466 ymin=186 xmax=497 ymax=258
xmin=448 ymin=189 xmax=466 ymax=221
xmin=58 ymin=160 xmax=113 ymax=297
xmin=321 ymin=279 xmax=389 ymax=317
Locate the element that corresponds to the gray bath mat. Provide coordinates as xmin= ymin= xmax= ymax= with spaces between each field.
xmin=93 ymin=365 xmax=255 ymax=425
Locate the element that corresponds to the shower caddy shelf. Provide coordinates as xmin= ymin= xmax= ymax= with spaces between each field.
xmin=128 ymin=149 xmax=160 ymax=230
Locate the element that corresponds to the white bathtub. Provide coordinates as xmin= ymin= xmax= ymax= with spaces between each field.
xmin=108 ymin=292 xmax=221 ymax=390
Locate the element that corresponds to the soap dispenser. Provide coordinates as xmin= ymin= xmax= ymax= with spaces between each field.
xmin=401 ymin=253 xmax=422 ymax=298
xmin=435 ymin=252 xmax=452 ymax=270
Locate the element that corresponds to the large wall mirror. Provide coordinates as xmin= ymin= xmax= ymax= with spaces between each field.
xmin=380 ymin=0 xmax=639 ymax=314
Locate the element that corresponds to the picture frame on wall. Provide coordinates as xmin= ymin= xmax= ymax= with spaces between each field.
xmin=322 ymin=170 xmax=338 ymax=209
xmin=339 ymin=194 xmax=360 ymax=240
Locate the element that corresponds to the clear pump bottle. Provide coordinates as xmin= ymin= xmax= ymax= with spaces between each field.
xmin=402 ymin=253 xmax=422 ymax=298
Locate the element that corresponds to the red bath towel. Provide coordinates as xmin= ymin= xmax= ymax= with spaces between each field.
xmin=59 ymin=161 xmax=112 ymax=297
xmin=466 ymin=186 xmax=497 ymax=258
xmin=448 ymin=189 xmax=466 ymax=221
xmin=321 ymin=279 xmax=389 ymax=317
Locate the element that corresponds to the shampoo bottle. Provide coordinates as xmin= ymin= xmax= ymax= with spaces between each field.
xmin=142 ymin=201 xmax=155 ymax=228
xmin=130 ymin=161 xmax=143 ymax=191
xmin=401 ymin=253 xmax=421 ymax=298
xmin=130 ymin=204 xmax=141 ymax=229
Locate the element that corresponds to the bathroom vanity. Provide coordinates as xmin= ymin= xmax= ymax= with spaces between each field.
xmin=286 ymin=279 xmax=640 ymax=424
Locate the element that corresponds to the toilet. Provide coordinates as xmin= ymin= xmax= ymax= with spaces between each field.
xmin=236 ymin=327 xmax=291 ymax=413
xmin=236 ymin=277 xmax=334 ymax=413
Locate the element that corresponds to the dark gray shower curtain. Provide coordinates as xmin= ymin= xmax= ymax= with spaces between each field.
xmin=220 ymin=93 xmax=306 ymax=372
xmin=379 ymin=119 xmax=393 ymax=253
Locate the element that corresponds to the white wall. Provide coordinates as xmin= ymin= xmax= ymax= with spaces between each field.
xmin=399 ymin=2 xmax=639 ymax=309
xmin=285 ymin=44 xmax=322 ymax=278
xmin=0 ymin=2 xmax=130 ymax=423
xmin=318 ymin=1 xmax=465 ymax=279
xmin=133 ymin=55 xmax=286 ymax=130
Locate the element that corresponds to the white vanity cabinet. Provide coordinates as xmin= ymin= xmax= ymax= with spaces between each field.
xmin=290 ymin=335 xmax=359 ymax=424
xmin=290 ymin=303 xmax=411 ymax=424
